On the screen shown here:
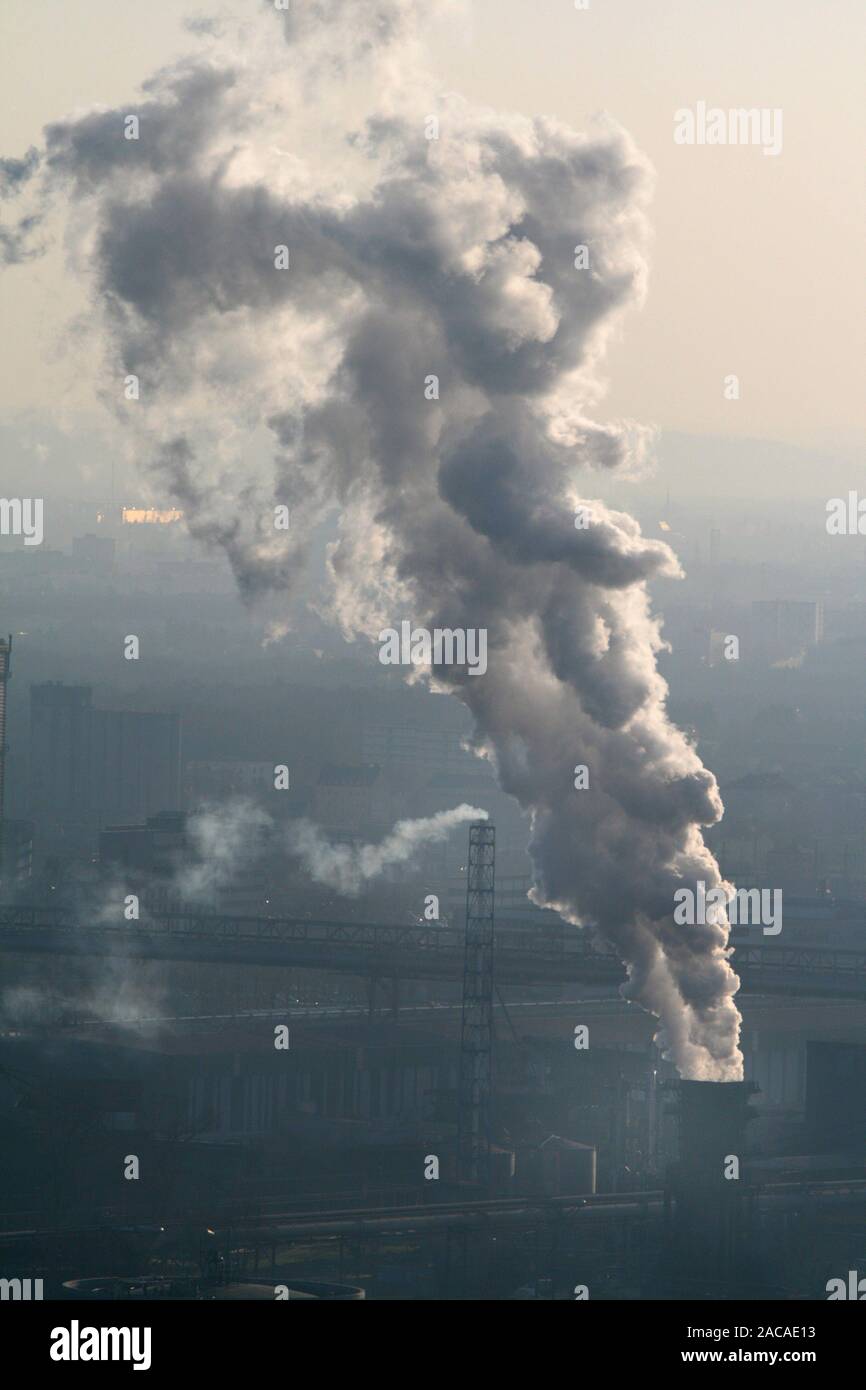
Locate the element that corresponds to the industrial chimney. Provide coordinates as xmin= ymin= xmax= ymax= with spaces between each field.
xmin=665 ymin=1079 xmax=758 ymax=1293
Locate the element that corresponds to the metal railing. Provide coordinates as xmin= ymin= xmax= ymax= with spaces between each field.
xmin=1 ymin=904 xmax=864 ymax=994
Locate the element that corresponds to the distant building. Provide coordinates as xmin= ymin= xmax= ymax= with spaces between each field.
xmin=29 ymin=683 xmax=92 ymax=824
xmin=100 ymin=810 xmax=270 ymax=917
xmin=91 ymin=707 xmax=182 ymax=821
xmin=71 ymin=534 xmax=116 ymax=572
xmin=0 ymin=818 xmax=33 ymax=890
xmin=29 ymin=683 xmax=181 ymax=850
xmin=805 ymin=1042 xmax=866 ymax=1152
xmin=185 ymin=760 xmax=276 ymax=807
xmin=313 ymin=763 xmax=388 ymax=836
xmin=751 ymin=600 xmax=824 ymax=662
xmin=361 ymin=722 xmax=475 ymax=778
xmin=99 ymin=812 xmax=191 ymax=914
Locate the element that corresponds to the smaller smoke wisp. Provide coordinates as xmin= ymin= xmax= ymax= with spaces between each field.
xmin=181 ymin=799 xmax=482 ymax=901
xmin=179 ymin=799 xmax=271 ymax=904
xmin=287 ymin=804 xmax=487 ymax=896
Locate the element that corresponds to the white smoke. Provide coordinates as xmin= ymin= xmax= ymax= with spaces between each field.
xmin=1 ymin=0 xmax=742 ymax=1077
xmin=288 ymin=804 xmax=486 ymax=896
xmin=183 ymin=799 xmax=484 ymax=900
xmin=180 ymin=799 xmax=271 ymax=904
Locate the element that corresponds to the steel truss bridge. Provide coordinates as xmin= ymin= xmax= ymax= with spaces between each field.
xmin=1 ymin=904 xmax=865 ymax=999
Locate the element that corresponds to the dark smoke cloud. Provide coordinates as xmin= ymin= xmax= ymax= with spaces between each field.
xmin=1 ymin=0 xmax=741 ymax=1077
xmin=0 ymin=148 xmax=44 ymax=265
xmin=0 ymin=147 xmax=40 ymax=197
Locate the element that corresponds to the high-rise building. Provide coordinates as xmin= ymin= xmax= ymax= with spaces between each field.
xmin=751 ymin=599 xmax=824 ymax=661
xmin=29 ymin=682 xmax=93 ymax=822
xmin=90 ymin=706 xmax=182 ymax=822
xmin=29 ymin=682 xmax=182 ymax=850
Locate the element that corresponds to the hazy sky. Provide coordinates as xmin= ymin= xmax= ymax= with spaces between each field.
xmin=1 ymin=0 xmax=863 ymax=459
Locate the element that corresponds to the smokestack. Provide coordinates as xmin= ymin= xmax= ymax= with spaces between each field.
xmin=666 ymin=1079 xmax=758 ymax=1293
xmin=677 ymin=1078 xmax=757 ymax=1171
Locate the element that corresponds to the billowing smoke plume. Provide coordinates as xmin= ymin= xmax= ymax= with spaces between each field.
xmin=2 ymin=0 xmax=741 ymax=1077
xmin=289 ymin=804 xmax=486 ymax=896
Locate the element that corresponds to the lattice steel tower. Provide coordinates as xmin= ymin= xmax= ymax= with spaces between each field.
xmin=457 ymin=821 xmax=495 ymax=1185
xmin=0 ymin=637 xmax=11 ymax=889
